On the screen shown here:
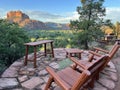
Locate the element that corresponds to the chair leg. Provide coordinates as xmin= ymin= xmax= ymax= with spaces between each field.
xmin=44 ymin=76 xmax=54 ymax=90
xmin=89 ymin=78 xmax=95 ymax=88
xmin=96 ymin=73 xmax=100 ymax=80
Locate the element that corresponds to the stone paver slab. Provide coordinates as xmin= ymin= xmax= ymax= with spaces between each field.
xmin=11 ymin=61 xmax=23 ymax=67
xmin=1 ymin=67 xmax=18 ymax=77
xmin=98 ymin=78 xmax=115 ymax=89
xmin=93 ymin=81 xmax=107 ymax=90
xmin=0 ymin=78 xmax=19 ymax=89
xmin=49 ymin=62 xmax=58 ymax=67
xmin=18 ymin=75 xmax=28 ymax=83
xmin=108 ymin=61 xmax=116 ymax=69
xmin=38 ymin=69 xmax=48 ymax=76
xmin=21 ymin=77 xmax=43 ymax=89
xmin=104 ymin=67 xmax=117 ymax=73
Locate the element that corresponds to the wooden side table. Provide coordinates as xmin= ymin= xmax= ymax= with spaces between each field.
xmin=65 ymin=48 xmax=83 ymax=59
xmin=24 ymin=40 xmax=54 ymax=68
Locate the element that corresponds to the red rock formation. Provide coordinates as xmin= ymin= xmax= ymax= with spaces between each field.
xmin=7 ymin=11 xmax=29 ymax=23
xmin=6 ymin=10 xmax=70 ymax=30
xmin=7 ymin=10 xmax=47 ymax=30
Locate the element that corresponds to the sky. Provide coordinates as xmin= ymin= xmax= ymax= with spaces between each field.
xmin=0 ymin=0 xmax=120 ymax=24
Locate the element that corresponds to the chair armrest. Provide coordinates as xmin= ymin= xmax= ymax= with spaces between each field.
xmin=68 ymin=57 xmax=87 ymax=70
xmin=93 ymin=47 xmax=109 ymax=53
xmin=89 ymin=51 xmax=102 ymax=57
xmin=46 ymin=67 xmax=71 ymax=90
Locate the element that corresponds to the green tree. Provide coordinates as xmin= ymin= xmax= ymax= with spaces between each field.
xmin=0 ymin=19 xmax=29 ymax=67
xmin=112 ymin=21 xmax=120 ymax=39
xmin=70 ymin=0 xmax=110 ymax=49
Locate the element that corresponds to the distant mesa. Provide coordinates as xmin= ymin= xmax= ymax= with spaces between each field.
xmin=45 ymin=22 xmax=70 ymax=30
xmin=7 ymin=11 xmax=29 ymax=23
xmin=6 ymin=10 xmax=70 ymax=30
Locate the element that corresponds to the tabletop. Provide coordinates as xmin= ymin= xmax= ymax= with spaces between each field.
xmin=24 ymin=40 xmax=53 ymax=46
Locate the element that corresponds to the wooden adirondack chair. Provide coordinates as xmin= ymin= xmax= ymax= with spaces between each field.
xmin=69 ymin=51 xmax=109 ymax=81
xmin=70 ymin=50 xmax=102 ymax=70
xmin=93 ymin=41 xmax=120 ymax=60
xmin=69 ymin=41 xmax=120 ymax=82
xmin=72 ymin=41 xmax=120 ymax=68
xmin=44 ymin=55 xmax=108 ymax=90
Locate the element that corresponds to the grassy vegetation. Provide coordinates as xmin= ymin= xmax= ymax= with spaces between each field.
xmin=58 ymin=58 xmax=73 ymax=70
xmin=27 ymin=30 xmax=79 ymax=49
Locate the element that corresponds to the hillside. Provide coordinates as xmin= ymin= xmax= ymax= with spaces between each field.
xmin=6 ymin=11 xmax=70 ymax=30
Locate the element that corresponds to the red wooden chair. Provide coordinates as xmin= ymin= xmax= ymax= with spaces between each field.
xmin=93 ymin=41 xmax=120 ymax=60
xmin=44 ymin=54 xmax=108 ymax=90
xmin=68 ymin=41 xmax=120 ymax=83
xmin=71 ymin=41 xmax=120 ymax=68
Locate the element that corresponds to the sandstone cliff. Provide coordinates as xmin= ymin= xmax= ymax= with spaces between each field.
xmin=7 ymin=11 xmax=29 ymax=23
xmin=6 ymin=11 xmax=70 ymax=30
xmin=7 ymin=11 xmax=47 ymax=30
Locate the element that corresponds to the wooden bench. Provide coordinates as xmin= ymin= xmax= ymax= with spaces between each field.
xmin=24 ymin=40 xmax=54 ymax=68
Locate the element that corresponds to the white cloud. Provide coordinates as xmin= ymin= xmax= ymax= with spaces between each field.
xmin=25 ymin=8 xmax=120 ymax=24
xmin=25 ymin=11 xmax=62 ymax=19
xmin=24 ymin=10 xmax=79 ymax=23
xmin=0 ymin=8 xmax=7 ymax=19
xmin=105 ymin=7 xmax=120 ymax=23
xmin=56 ymin=12 xmax=79 ymax=23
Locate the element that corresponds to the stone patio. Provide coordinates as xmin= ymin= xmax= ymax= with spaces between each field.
xmin=0 ymin=48 xmax=119 ymax=90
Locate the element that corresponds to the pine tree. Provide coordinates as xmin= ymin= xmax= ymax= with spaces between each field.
xmin=70 ymin=0 xmax=110 ymax=49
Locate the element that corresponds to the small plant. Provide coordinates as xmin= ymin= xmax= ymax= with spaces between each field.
xmin=0 ymin=60 xmax=7 ymax=75
xmin=58 ymin=58 xmax=73 ymax=70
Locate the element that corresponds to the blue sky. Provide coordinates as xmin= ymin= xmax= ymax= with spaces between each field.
xmin=0 ymin=0 xmax=120 ymax=23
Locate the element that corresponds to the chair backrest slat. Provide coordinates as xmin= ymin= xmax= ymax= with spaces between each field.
xmin=109 ymin=44 xmax=119 ymax=59
xmin=95 ymin=42 xmax=119 ymax=60
xmin=109 ymin=42 xmax=118 ymax=53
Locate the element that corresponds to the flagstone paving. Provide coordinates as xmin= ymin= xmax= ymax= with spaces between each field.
xmin=0 ymin=48 xmax=119 ymax=90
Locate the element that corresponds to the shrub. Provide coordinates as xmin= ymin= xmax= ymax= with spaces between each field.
xmin=0 ymin=19 xmax=29 ymax=67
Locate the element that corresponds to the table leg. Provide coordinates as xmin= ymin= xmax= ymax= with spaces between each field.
xmin=78 ymin=53 xmax=81 ymax=59
xmin=66 ymin=52 xmax=68 ymax=58
xmin=51 ymin=42 xmax=54 ymax=57
xmin=34 ymin=46 xmax=37 ymax=68
xmin=70 ymin=53 xmax=72 ymax=57
xmin=24 ymin=45 xmax=29 ymax=66
xmin=44 ymin=43 xmax=47 ymax=56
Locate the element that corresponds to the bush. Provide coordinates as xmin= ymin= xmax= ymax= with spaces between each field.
xmin=0 ymin=19 xmax=29 ymax=67
xmin=0 ymin=60 xmax=7 ymax=75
